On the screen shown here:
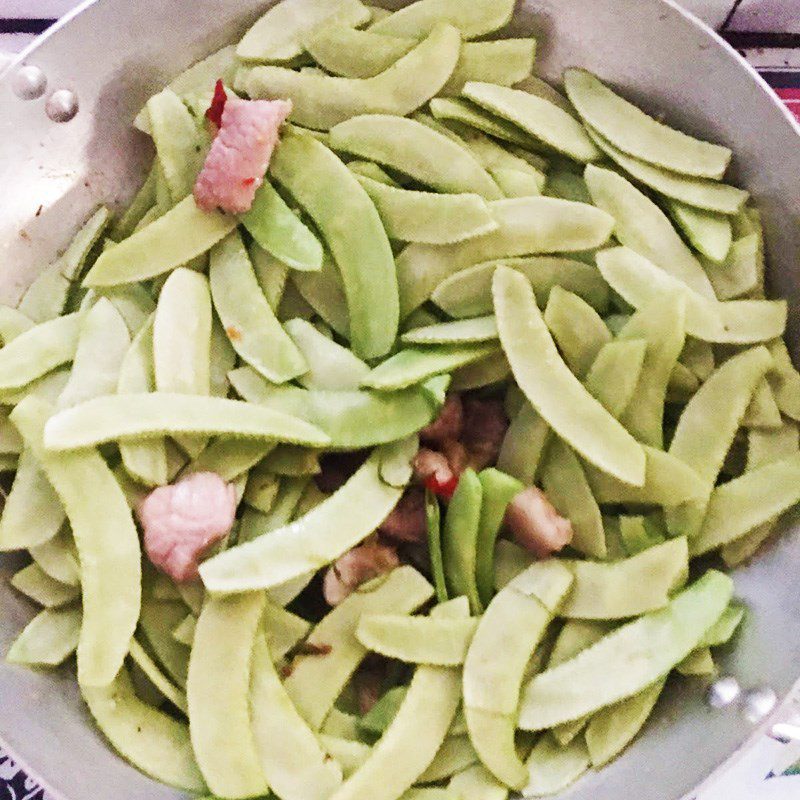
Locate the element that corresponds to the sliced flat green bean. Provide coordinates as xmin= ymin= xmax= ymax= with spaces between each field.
xmin=431 ymin=257 xmax=609 ymax=320
xmin=359 ymin=685 xmax=409 ymax=736
xmin=742 ymin=378 xmax=782 ymax=429
xmin=677 ymin=648 xmax=716 ymax=675
xmin=129 ymin=638 xmax=188 ymax=713
xmin=493 ymin=266 xmax=645 ymax=486
xmin=84 ymin=196 xmax=236 ymax=287
xmin=453 ymin=126 xmax=548 ymax=176
xmin=20 ymin=207 xmax=111 ymax=322
xmin=363 ymin=344 xmax=498 ymax=391
xmin=464 ymin=561 xmax=573 ymax=788
xmin=238 ymin=476 xmax=311 ymax=543
xmin=6 ymin=605 xmax=81 ymax=666
xmin=172 ymin=614 xmax=196 ymax=646
xmin=429 ymin=98 xmax=534 ymax=148
xmin=441 ymin=40 xmax=537 ymax=96
xmin=0 ymin=313 xmax=80 ymax=391
xmin=10 ymin=562 xmax=79 ymax=607
xmin=291 ymin=258 xmax=350 ymax=339
xmin=584 ymin=165 xmax=715 ymax=297
xmin=666 ymin=346 xmax=772 ymax=537
xmin=564 ymin=69 xmax=731 ymax=178
xmin=237 ymin=0 xmax=371 ymax=62
xmin=589 ymin=130 xmax=747 ymax=215
xmin=398 ymin=198 xmax=613 ymax=316
xmin=97 ymin=283 xmax=157 ymax=337
xmin=13 ymin=396 xmax=141 ymax=687
xmin=490 ymin=167 xmax=544 ymax=198
xmin=261 ymin=445 xmax=320 ymax=477
xmin=112 ymin=165 xmax=158 ymax=239
xmin=328 ymin=601 xmax=463 ymax=800
xmin=380 ymin=434 xmax=419 ymax=488
xmin=319 ymin=736 xmax=372 ymax=779
xmin=680 ymin=337 xmax=715 ymax=381
xmin=188 ymin=591 xmax=268 ymax=797
xmin=598 ymin=247 xmax=786 ymax=344
xmin=355 ymin=174 xmax=497 ymax=245
xmin=200 ymin=449 xmax=403 ymax=592
xmin=83 ymin=667 xmax=206 ymax=792
xmin=703 ymin=233 xmax=760 ymax=300
xmin=402 ymin=317 xmax=498 ymax=346
xmin=585 ymin=680 xmax=666 ymax=767
xmin=249 ymin=244 xmax=289 ymax=315
xmin=284 ymin=566 xmax=433 ymax=728
xmin=370 ymin=0 xmax=514 ymax=38
xmin=523 ymin=735 xmax=590 ymax=797
xmin=243 ymin=469 xmax=281 ymax=514
xmin=584 ymin=339 xmax=647 ymax=418
xmin=463 ymin=83 xmax=600 ymax=162
xmin=450 ymin=353 xmax=511 ymax=391
xmin=240 ymin=24 xmax=461 ymax=130
xmin=668 ymin=200 xmax=732 ymax=264
xmin=187 ymin=439 xmax=274 ymax=482
xmin=263 ymin=601 xmax=311 ymax=660
xmin=139 ymin=595 xmax=190 ymax=687
xmin=417 ymin=734 xmax=478 ymax=783
xmin=767 ymin=340 xmax=800 ymax=422
xmin=541 ymin=438 xmax=605 ymax=559
xmin=448 ymin=764 xmax=509 ymax=800
xmin=210 ymin=231 xmax=306 ymax=383
xmin=29 ymin=525 xmax=80 ymax=587
xmin=44 ymin=393 xmax=329 ymax=450
xmin=329 ymin=115 xmax=502 ymax=200
xmin=271 ymin=131 xmax=398 ymax=358
xmin=251 ymin=635 xmax=343 ymax=800
xmin=0 ymin=305 xmax=34 ymax=344
xmin=426 ymin=490 xmax=449 ymax=603
xmin=241 ymin=180 xmax=324 ymax=271
xmin=230 ymin=366 xmax=443 ymax=448
xmin=348 ymin=160 xmax=401 ymax=185
xmin=496 ymin=401 xmax=550 ymax=484
xmin=305 ymin=26 xmax=416 ymax=78
xmin=518 ymin=571 xmax=732 ymax=729
xmin=324 ymin=708 xmax=362 ymax=739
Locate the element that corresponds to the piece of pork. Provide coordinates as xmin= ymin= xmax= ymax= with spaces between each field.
xmin=322 ymin=540 xmax=400 ymax=606
xmin=461 ymin=396 xmax=509 ymax=471
xmin=379 ymin=487 xmax=428 ymax=543
xmin=194 ymin=94 xmax=292 ymax=214
xmin=504 ymin=487 xmax=573 ymax=559
xmin=420 ymin=394 xmax=463 ymax=446
xmin=138 ymin=472 xmax=237 ymax=583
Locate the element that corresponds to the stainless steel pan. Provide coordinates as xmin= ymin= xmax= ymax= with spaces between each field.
xmin=1 ymin=2 xmax=800 ymax=798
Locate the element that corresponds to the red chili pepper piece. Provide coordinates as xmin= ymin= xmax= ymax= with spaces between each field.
xmin=205 ymin=79 xmax=228 ymax=128
xmin=425 ymin=473 xmax=459 ymax=500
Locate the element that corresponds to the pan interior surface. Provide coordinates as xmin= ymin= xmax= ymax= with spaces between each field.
xmin=0 ymin=1 xmax=799 ymax=799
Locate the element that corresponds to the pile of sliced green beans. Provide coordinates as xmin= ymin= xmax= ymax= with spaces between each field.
xmin=3 ymin=0 xmax=800 ymax=797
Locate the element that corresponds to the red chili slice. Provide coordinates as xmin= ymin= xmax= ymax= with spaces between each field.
xmin=425 ymin=473 xmax=459 ymax=500
xmin=205 ymin=79 xmax=228 ymax=128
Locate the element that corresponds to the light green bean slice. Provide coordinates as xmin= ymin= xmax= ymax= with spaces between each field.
xmin=6 ymin=605 xmax=81 ymax=666
xmin=518 ymin=570 xmax=733 ymax=730
xmin=398 ymin=198 xmax=614 ymax=316
xmin=703 ymin=233 xmax=760 ymax=300
xmin=589 ymin=130 xmax=748 ymax=215
xmin=240 ymin=180 xmax=324 ymax=271
xmin=356 ymin=612 xmax=478 ymax=665
xmin=319 ymin=736 xmax=372 ymax=779
xmin=83 ymin=667 xmax=206 ymax=792
xmin=0 ymin=312 xmax=80 ymax=391
xmin=691 ymin=453 xmax=800 ymax=555
xmin=323 ymin=708 xmax=362 ymax=739
xmin=564 ymin=69 xmax=731 ymax=179
xmin=283 ymin=318 xmax=369 ymax=390
xmin=29 ymin=525 xmax=80 ymax=587
xmin=380 ymin=434 xmax=419 ymax=488
xmin=584 ymin=339 xmax=647 ymax=418
xmin=463 ymin=83 xmax=599 ymax=163
xmin=261 ymin=445 xmax=320 ymax=477
xmin=348 ymin=160 xmax=401 ymax=185
xmin=464 ymin=562 xmax=573 ymax=788
xmin=585 ymin=680 xmax=666 ymax=768
xmin=448 ymin=764 xmax=509 ymax=800
xmin=285 ymin=566 xmax=434 ymax=728
xmin=237 ymin=0 xmax=371 ymax=62
xmin=238 ymin=477 xmax=311 ymax=543
xmin=200 ymin=449 xmax=403 ymax=592
xmin=172 ymin=614 xmax=196 ymax=646
xmin=767 ymin=340 xmax=800 ymax=422
xmin=452 ymin=127 xmax=548 ymax=176
xmin=112 ymin=165 xmax=158 ymax=239
xmin=96 ymin=283 xmax=157 ymax=337
xmin=328 ymin=601 xmax=463 ymax=800
xmin=370 ymin=0 xmax=512 ymax=37
xmin=13 ymin=397 xmax=141 ymax=687
xmin=305 ymin=26 xmax=416 ymax=78
xmin=187 ymin=439 xmax=275 ymax=481
xmin=240 ymin=24 xmax=461 ymax=130
xmin=402 ymin=317 xmax=498 ymax=345
xmin=493 ymin=266 xmax=645 ymax=486
xmin=10 ymin=563 xmax=80 ymax=608
xmin=250 ymin=242 xmax=290 ymax=313
xmin=271 ymin=131 xmax=398 ymax=359
xmin=541 ymin=438 xmax=606 ymax=559
xmin=426 ymin=490 xmax=449 ymax=603
xmin=359 ymin=685 xmax=410 ymax=736
xmin=363 ymin=344 xmax=498 ymax=391
xmin=329 ymin=115 xmax=502 ymax=200
xmin=230 ymin=366 xmax=444 ymax=449
xmin=139 ymin=596 xmax=190 ymax=688
xmin=742 ymin=378 xmax=782 ymax=429
xmin=263 ymin=601 xmax=311 ymax=660
xmin=0 ymin=305 xmax=34 ymax=344
xmin=523 ymin=735 xmax=590 ymax=797
xmin=701 ymin=603 xmax=746 ymax=647
xmin=597 ymin=247 xmax=786 ymax=344
xmin=291 ymin=259 xmax=350 ymax=339
xmin=355 ymin=175 xmax=497 ymax=245
xmin=584 ymin=165 xmax=715 ymax=298
xmin=668 ymin=200 xmax=732 ymax=264
xmin=243 ymin=470 xmax=281 ymax=514
xmin=19 ymin=207 xmax=111 ymax=322
xmin=666 ymin=346 xmax=773 ymax=538
xmin=450 ymin=354 xmax=511 ymax=391
xmin=442 ymin=470 xmax=483 ymax=613
xmin=210 ymin=231 xmax=307 ymax=383
xmin=677 ymin=647 xmax=716 ymax=676
xmin=490 ymin=167 xmax=544 ymax=198
xmin=0 ymin=447 xmax=64 ymax=551
xmin=496 ymin=402 xmax=550 ymax=484
xmin=188 ymin=591 xmax=268 ymax=797
xmin=417 ymin=734 xmax=478 ymax=783
xmin=545 ymin=167 xmax=592 ymax=204
xmin=620 ymin=515 xmax=663 ymax=558
xmin=680 ymin=338 xmax=715 ymax=381
xmin=128 ymin=638 xmax=188 ymax=713
xmin=441 ymin=40 xmax=537 ymax=96
xmin=251 ymin=633 xmax=344 ymax=800
xmin=429 ymin=98 xmax=534 ymax=148
xmin=44 ymin=393 xmax=329 ymax=450
xmin=147 ymin=89 xmax=205 ymax=203
xmin=544 ymin=287 xmax=611 ymax=379
xmin=84 ymin=196 xmax=236 ymax=287
xmin=431 ymin=257 xmax=609 ymax=320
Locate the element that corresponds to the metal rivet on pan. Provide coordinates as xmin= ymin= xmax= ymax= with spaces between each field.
xmin=11 ymin=64 xmax=47 ymax=100
xmin=45 ymin=88 xmax=79 ymax=123
xmin=707 ymin=676 xmax=741 ymax=709
xmin=741 ymin=687 xmax=778 ymax=724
